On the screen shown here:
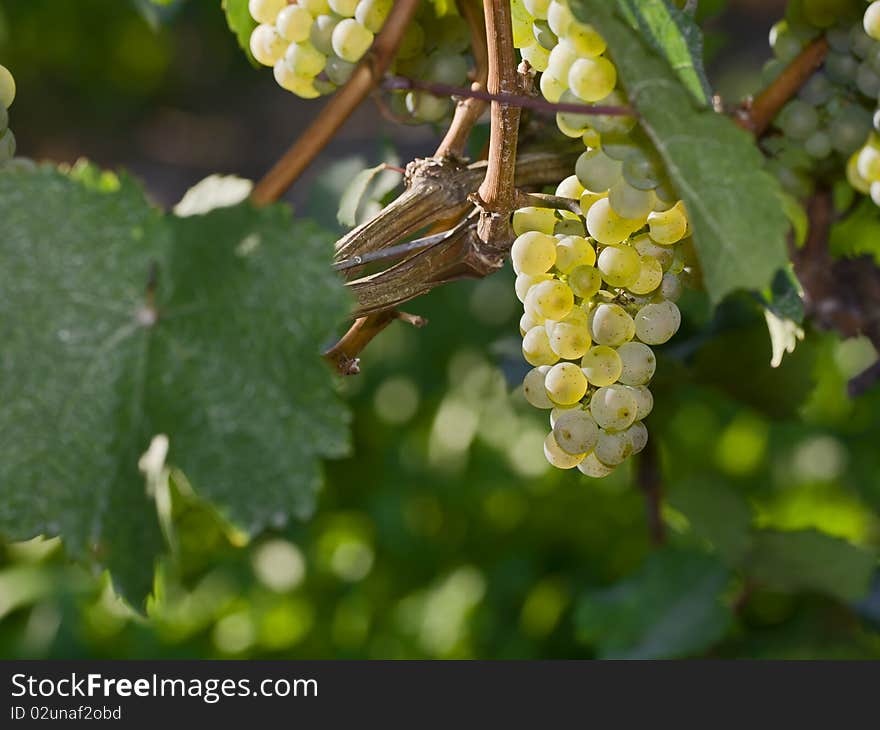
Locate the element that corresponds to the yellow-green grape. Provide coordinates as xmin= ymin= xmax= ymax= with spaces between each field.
xmin=521 ymin=43 xmax=550 ymax=72
xmin=285 ymin=42 xmax=327 ymax=76
xmin=531 ymin=279 xmax=574 ymax=320
xmin=589 ymin=384 xmax=638 ymax=431
xmin=249 ymin=0 xmax=288 ymax=24
xmin=332 ymin=19 xmax=374 ymax=61
xmin=660 ymin=272 xmax=683 ymax=302
xmin=523 ymin=326 xmax=560 ymax=366
xmin=520 ymin=311 xmax=539 ymax=335
xmin=556 ymin=114 xmax=588 ymax=138
xmin=523 ymin=366 xmax=554 ymax=409
xmin=628 ymin=255 xmax=664 ymax=295
xmin=524 ymin=286 xmax=547 ymax=324
xmin=277 ymin=5 xmax=314 ymax=42
xmin=568 ymin=56 xmax=616 ymax=102
xmin=568 ymin=264 xmax=603 ymax=300
xmin=515 ymin=272 xmax=553 ymax=302
xmin=634 ymin=300 xmax=681 ymax=345
xmin=524 ymin=0 xmax=550 ymax=18
xmin=303 ymin=0 xmax=331 ymax=13
xmin=580 ymin=188 xmax=606 ymax=211
xmin=397 ymin=21 xmax=424 ymax=59
xmin=545 ymin=362 xmax=588 ymax=405
xmin=329 ymin=0 xmax=359 ymax=16
xmin=608 ymin=180 xmax=655 ymax=220
xmin=553 ymin=409 xmax=599 ymax=455
xmin=539 ymin=72 xmax=567 ymax=103
xmin=865 ymin=1 xmax=880 ymax=40
xmin=547 ymin=1 xmax=573 ymax=36
xmin=0 ymin=65 xmax=13 ymax=111
xmin=582 ymin=128 xmax=601 ymax=148
xmin=554 ymin=212 xmax=586 ymax=237
xmin=555 ymin=174 xmax=584 ymax=199
xmin=274 ymin=61 xmax=322 ymax=97
xmin=633 ymin=232 xmax=674 ymax=270
xmin=590 ymin=303 xmax=635 ymax=346
xmin=562 ymin=24 xmax=606 ymax=57
xmin=626 ymin=385 xmax=653 ymax=419
xmin=511 ymin=230 xmax=557 ymax=274
xmin=847 ymin=150 xmax=872 ymax=193
xmin=547 ymin=39 xmax=578 ymax=79
xmin=549 ymin=404 xmax=580 ymax=428
xmin=548 ymin=318 xmax=591 ymax=359
xmin=577 ymin=451 xmax=616 ymax=477
xmin=581 ymin=345 xmax=622 ymax=387
xmin=251 ymin=24 xmax=288 ymax=66
xmin=544 ymin=432 xmax=586 ymax=468
xmin=355 ymin=0 xmax=392 ymax=32
xmin=616 ymin=342 xmax=656 ymax=385
xmin=587 ymin=198 xmax=642 ymax=246
xmin=597 ymin=244 xmax=640 ymax=288
xmin=405 ymin=92 xmax=451 ymax=122
xmin=625 ymin=421 xmax=649 ymax=454
xmin=594 ymin=429 xmax=632 ymax=466
xmin=513 ymin=207 xmax=557 ymax=235
xmin=555 ymin=235 xmax=595 ymax=273
xmin=647 ymin=201 xmax=688 ymax=245
xmin=857 ymin=144 xmax=880 ymax=182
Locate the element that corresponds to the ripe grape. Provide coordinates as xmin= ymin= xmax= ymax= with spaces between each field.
xmin=576 ymin=148 xmax=623 ymax=191
xmin=580 ymin=346 xmax=622 ymax=387
xmin=0 ymin=64 xmax=14 ymax=109
xmin=865 ymin=2 xmax=880 ymax=40
xmin=355 ymin=0 xmax=392 ymax=32
xmin=274 ymin=61 xmax=321 ymax=97
xmin=523 ymin=326 xmax=560 ymax=366
xmin=625 ymin=421 xmax=649 ymax=454
xmin=608 ymin=180 xmax=655 ymax=220
xmin=277 ymin=6 xmax=314 ymax=42
xmin=544 ymin=432 xmax=585 ymax=468
xmin=523 ymin=366 xmax=554 ymax=409
xmin=577 ymin=452 xmax=616 ymax=477
xmin=515 ymin=272 xmax=553 ymax=302
xmin=586 ymin=198 xmax=640 ymax=245
xmin=597 ymin=244 xmax=640 ymax=288
xmin=568 ymin=56 xmax=617 ymax=102
xmin=590 ymin=303 xmax=635 ymax=346
xmin=627 ymin=385 xmax=654 ymax=420
xmin=590 ymin=385 xmax=638 ymax=431
xmin=513 ymin=206 xmax=558 ymax=235
xmin=511 ymin=231 xmax=557 ymax=274
xmin=531 ymin=278 xmax=574 ymax=320
xmin=548 ymin=319 xmax=591 ymax=359
xmin=628 ymin=255 xmax=663 ymax=295
xmin=594 ymin=429 xmax=632 ymax=466
xmin=250 ymin=0 xmax=287 ymax=24
xmin=634 ymin=300 xmax=681 ymax=345
xmin=647 ymin=201 xmax=688 ymax=245
xmin=616 ymin=342 xmax=656 ymax=385
xmin=332 ymin=19 xmax=374 ymax=62
xmin=251 ymin=24 xmax=288 ymax=66
xmin=553 ymin=409 xmax=599 ymax=454
xmin=567 ymin=264 xmax=603 ymax=299
xmin=545 ymin=362 xmax=588 ymax=405
xmin=555 ymin=235 xmax=595 ymax=273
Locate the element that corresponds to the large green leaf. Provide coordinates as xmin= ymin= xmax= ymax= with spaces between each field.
xmin=575 ymin=548 xmax=732 ymax=658
xmin=571 ymin=0 xmax=790 ymax=304
xmin=744 ymin=529 xmax=876 ymax=602
xmin=0 ymin=166 xmax=350 ymax=604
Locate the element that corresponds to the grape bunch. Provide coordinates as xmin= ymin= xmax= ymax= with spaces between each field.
xmin=0 ymin=63 xmax=16 ymax=164
xmin=507 ymin=5 xmax=693 ymax=477
xmin=247 ymin=0 xmax=470 ymax=123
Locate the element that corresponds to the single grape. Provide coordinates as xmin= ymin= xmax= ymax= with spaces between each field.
xmin=590 ymin=385 xmax=638 ymax=431
xmin=597 ymin=244 xmax=641 ymax=288
xmin=547 ymin=1 xmax=573 ymax=37
xmin=626 ymin=385 xmax=654 ymax=420
xmin=355 ymin=0 xmax=392 ymax=32
xmin=871 ymin=181 xmax=880 ymax=206
xmin=581 ymin=345 xmax=623 ymax=387
xmin=310 ymin=14 xmax=341 ymax=54
xmin=804 ymin=130 xmax=832 ymax=159
xmin=577 ymin=451 xmax=616 ymax=477
xmin=563 ymin=23 xmax=606 ymax=57
xmin=608 ymin=180 xmax=655 ymax=220
xmin=647 ymin=201 xmax=688 ymax=245
xmin=435 ymin=15 xmax=470 ymax=53
xmin=555 ymin=174 xmax=585 ymax=199
xmin=285 ymin=42 xmax=327 ymax=76
xmin=511 ymin=230 xmax=557 ymax=275
xmin=548 ymin=319 xmax=592 ymax=359
xmin=544 ymin=432 xmax=586 ymax=468
xmin=522 ymin=43 xmax=551 ymax=72
xmin=277 ymin=5 xmax=314 ymax=42
xmin=515 ymin=272 xmax=553 ymax=302
xmin=513 ymin=207 xmax=557 ymax=235
xmin=590 ymin=303 xmax=636 ymax=347
xmin=568 ymin=264 xmax=603 ymax=300
xmin=580 ymin=188 xmax=606 ymax=213
xmin=659 ymin=272 xmax=683 ymax=302
xmin=251 ymin=24 xmax=288 ymax=66
xmin=848 ymin=149 xmax=872 ymax=193
xmin=634 ymin=300 xmax=681 ymax=345
xmin=778 ymin=99 xmax=819 ymax=140
xmin=329 ymin=0 xmax=359 ymax=17
xmin=857 ymin=143 xmax=880 ymax=181
xmin=545 ymin=362 xmax=589 ymax=405
xmin=524 ymin=0 xmax=550 ymax=19
xmin=857 ymin=61 xmax=880 ymax=97
xmin=523 ymin=326 xmax=560 ymax=366
xmin=555 ymin=235 xmax=596 ymax=273
xmin=568 ymin=56 xmax=617 ymax=102
xmin=633 ymin=233 xmax=674 ymax=270
xmin=523 ymin=366 xmax=554 ymax=409
xmin=332 ymin=19 xmax=374 ymax=62
xmin=586 ymin=198 xmax=641 ymax=245
xmin=553 ymin=409 xmax=599 ymax=455
xmin=249 ymin=0 xmax=288 ymax=24
xmin=851 ymin=22 xmax=875 ymax=56
xmin=556 ymin=90 xmax=592 ymax=132
xmin=520 ymin=311 xmax=539 ymax=335
xmin=576 ymin=148 xmax=623 ymax=191
xmin=616 ymin=341 xmax=656 ymax=385
xmin=825 ymin=51 xmax=859 ymax=85
xmin=549 ymin=404 xmax=579 ymax=428
xmin=303 ymin=0 xmax=331 ymax=13
xmin=426 ymin=52 xmax=469 ymax=85
xmin=826 ymin=24 xmax=852 ymax=53
xmin=539 ymin=72 xmax=567 ymax=103
xmin=532 ymin=20 xmax=558 ymax=50
xmin=798 ymin=72 xmax=833 ymax=105
xmin=628 ymin=255 xmax=664 ymax=295
xmin=396 ymin=20 xmax=424 ymax=58
xmin=274 ymin=61 xmax=322 ymax=97
xmin=594 ymin=429 xmax=633 ymax=466
xmin=625 ymin=421 xmax=649 ymax=454
xmin=531 ymin=279 xmax=575 ymax=320
xmin=325 ymin=55 xmax=356 ymax=85
xmin=547 ymin=41 xmax=578 ymax=80
xmin=589 ymin=90 xmax=637 ymax=136
xmin=622 ymin=149 xmax=661 ymax=191
xmin=554 ymin=215 xmax=587 ymax=237
xmin=831 ymin=105 xmax=873 ymax=155
xmin=865 ymin=1 xmax=880 ymax=40
xmin=769 ymin=21 xmax=804 ymax=62
xmin=0 ymin=64 xmax=14 ymax=110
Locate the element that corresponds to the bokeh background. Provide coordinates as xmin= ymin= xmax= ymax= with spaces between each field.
xmin=2 ymin=0 xmax=880 ymax=659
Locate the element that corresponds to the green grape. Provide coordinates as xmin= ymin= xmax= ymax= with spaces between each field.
xmin=396 ymin=21 xmax=424 ymax=59
xmin=802 ymin=0 xmax=847 ymax=28
xmin=544 ymin=432 xmax=586 ymax=468
xmin=531 ymin=279 xmax=575 ymax=320
xmin=0 ymin=64 xmax=14 ymax=109
xmin=532 ymin=20 xmax=558 ymax=50
xmin=436 ymin=15 xmax=470 ymax=53
xmin=568 ymin=264 xmax=602 ymax=300
xmin=547 ymin=1 xmax=573 ymax=37
xmin=251 ymin=24 xmax=288 ymax=66
xmin=798 ymin=72 xmax=833 ymax=105
xmin=628 ymin=255 xmax=664 ymax=295
xmin=548 ymin=311 xmax=591 ymax=359
xmin=524 ymin=0 xmax=551 ymax=19
xmin=634 ymin=300 xmax=681 ymax=345
xmin=249 ymin=0 xmax=287 ymax=24
xmin=303 ymin=0 xmax=331 ymax=13
xmin=545 ymin=362 xmax=588 ymax=405
xmin=511 ymin=230 xmax=557 ymax=274
xmin=555 ymin=235 xmax=595 ymax=273
xmin=523 ymin=326 xmax=560 ymax=366
xmin=577 ymin=451 xmax=615 ymax=477
xmin=597 ymin=244 xmax=640 ymax=288
xmin=562 ymin=24 xmax=606 ymax=57
xmin=625 ymin=421 xmax=649 ymax=454
xmin=594 ymin=429 xmax=632 ymax=466
xmin=285 ymin=42 xmax=327 ymax=76
xmin=513 ymin=207 xmax=557 ymax=235
xmin=555 ymin=174 xmax=584 ymax=199
xmin=550 ymin=405 xmax=579 ymax=428
xmin=277 ymin=5 xmax=314 ymax=42
xmin=633 ymin=233 xmax=674 ymax=270
xmin=616 ymin=341 xmax=656 ymax=385
xmin=522 ymin=43 xmax=551 ymax=72
xmin=332 ymin=19 xmax=373 ymax=62
xmin=778 ymin=99 xmax=819 ymax=139
xmin=580 ymin=188 xmax=606 ymax=212
xmin=857 ymin=61 xmax=880 ymax=96
xmin=523 ymin=366 xmax=554 ymax=409
xmin=426 ymin=52 xmax=469 ymax=85
xmin=329 ymin=0 xmax=359 ymax=17
xmin=274 ymin=61 xmax=322 ymax=97
xmin=539 ymin=72 xmax=567 ymax=103
xmin=0 ymin=104 xmax=6 ymax=135
xmin=590 ymin=303 xmax=636 ymax=346
xmin=355 ymin=0 xmax=392 ymax=32
xmin=405 ymin=92 xmax=451 ymax=122
xmin=804 ymin=130 xmax=832 ymax=158
xmin=608 ymin=180 xmax=655 ymax=220
xmin=830 ymin=104 xmax=873 ymax=154
xmin=547 ymin=42 xmax=577 ymax=81
xmin=851 ymin=23 xmax=875 ymax=56
xmin=576 ymin=148 xmax=622 ymax=192
xmin=310 ymin=14 xmax=341 ymax=55
xmin=326 ymin=55 xmax=356 ymax=84
xmin=659 ymin=272 xmax=683 ymax=302
xmin=825 ymin=51 xmax=859 ymax=84
xmin=769 ymin=21 xmax=804 ymax=62
xmin=622 ymin=149 xmax=661 ymax=191
xmin=553 ymin=409 xmax=599 ymax=455
xmin=647 ymin=201 xmax=687 ymax=245
xmin=554 ymin=215 xmax=587 ymax=237
xmin=590 ymin=385 xmax=638 ymax=431
xmin=626 ymin=385 xmax=653 ymax=420
xmin=513 ymin=17 xmax=536 ymax=48
xmin=826 ymin=24 xmax=853 ymax=52
xmin=865 ymin=1 xmax=880 ymax=40
xmin=556 ymin=90 xmax=592 ymax=132
xmin=586 ymin=198 xmax=641 ymax=246
xmin=568 ymin=57 xmax=617 ymax=103
xmin=589 ymin=90 xmax=637 ymax=136
xmin=0 ymin=128 xmax=15 ymax=162
xmin=581 ymin=345 xmax=622 ymax=387
xmin=515 ymin=272 xmax=553 ymax=302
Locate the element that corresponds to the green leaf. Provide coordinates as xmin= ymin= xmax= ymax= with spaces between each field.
xmin=829 ymin=198 xmax=880 ymax=264
xmin=222 ymin=0 xmax=258 ymax=65
xmin=337 ymin=163 xmax=388 ymax=228
xmin=575 ymin=548 xmax=732 ymax=658
xmin=615 ymin=0 xmax=712 ymax=105
xmin=745 ymin=529 xmax=877 ymax=602
xmin=571 ymin=0 xmax=790 ymax=304
xmin=668 ymin=478 xmax=753 ymax=564
xmin=0 ymin=167 xmax=351 ymax=604
xmin=780 ymin=192 xmax=808 ymax=249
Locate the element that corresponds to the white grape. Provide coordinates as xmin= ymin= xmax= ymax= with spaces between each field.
xmin=589 ymin=385 xmax=638 ymax=431
xmin=0 ymin=64 xmax=16 ymax=109
xmin=634 ymin=300 xmax=681 ymax=345
xmin=555 ymin=174 xmax=584 ymax=199
xmin=273 ymin=61 xmax=321 ymax=97
xmin=590 ymin=303 xmax=635 ymax=347
xmin=285 ymin=42 xmax=326 ymax=76
xmin=594 ymin=429 xmax=633 ymax=466
xmin=515 ymin=272 xmax=553 ymax=302
xmin=625 ymin=421 xmax=649 ymax=454
xmin=511 ymin=231 xmax=557 ymax=275
xmin=586 ymin=198 xmax=641 ymax=246
xmin=530 ymin=279 xmax=574 ymax=320
xmin=513 ymin=207 xmax=557 ymax=235
xmin=249 ymin=0 xmax=288 ymax=24
xmin=616 ymin=342 xmax=656 ymax=385
xmin=597 ymin=244 xmax=640 ymax=288
xmin=329 ymin=0 xmax=359 ymax=16
xmin=553 ymin=409 xmax=599 ymax=455
xmin=865 ymin=2 xmax=880 ymax=40
xmin=355 ymin=0 xmax=392 ymax=32
xmin=276 ymin=5 xmax=314 ymax=42
xmin=628 ymin=255 xmax=663 ymax=295
xmin=523 ymin=326 xmax=560 ymax=366
xmin=647 ymin=201 xmax=688 ymax=245
xmin=580 ymin=345 xmax=622 ymax=387
xmin=332 ymin=19 xmax=374 ymax=62
xmin=626 ymin=385 xmax=653 ymax=420
xmin=544 ymin=432 xmax=586 ymax=468
xmin=251 ymin=24 xmax=288 ymax=66
xmin=554 ymin=235 xmax=595 ymax=273
xmin=577 ymin=451 xmax=616 ymax=477
xmin=523 ymin=366 xmax=554 ymax=409
xmin=545 ymin=362 xmax=588 ymax=405
xmin=608 ymin=180 xmax=654 ymax=220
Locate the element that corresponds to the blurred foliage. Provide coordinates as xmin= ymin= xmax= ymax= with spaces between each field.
xmin=1 ymin=0 xmax=879 ymax=660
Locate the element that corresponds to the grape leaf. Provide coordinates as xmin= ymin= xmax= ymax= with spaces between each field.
xmin=575 ymin=548 xmax=732 ymax=659
xmin=745 ymin=529 xmax=876 ymax=602
xmin=222 ymin=0 xmax=258 ymax=65
xmin=571 ymin=0 xmax=790 ymax=304
xmin=829 ymin=198 xmax=880 ymax=264
xmin=0 ymin=166 xmax=351 ymax=604
xmin=337 ymin=163 xmax=389 ymax=228
xmin=615 ymin=0 xmax=712 ymax=106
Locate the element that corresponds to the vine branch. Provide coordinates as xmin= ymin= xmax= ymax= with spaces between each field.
xmin=637 ymin=439 xmax=665 ymax=547
xmin=251 ymin=0 xmax=420 ymax=206
xmin=324 ymin=310 xmax=427 ymax=375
